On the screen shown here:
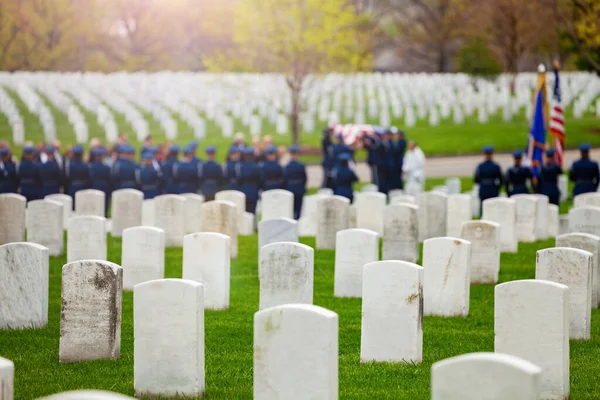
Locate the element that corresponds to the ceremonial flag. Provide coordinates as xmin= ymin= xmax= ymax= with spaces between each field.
xmin=525 ymin=65 xmax=548 ymax=178
xmin=549 ymin=62 xmax=565 ymax=167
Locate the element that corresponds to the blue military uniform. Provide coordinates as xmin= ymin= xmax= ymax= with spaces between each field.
xmin=284 ymin=146 xmax=307 ymax=219
xmin=89 ymin=148 xmax=111 ymax=214
xmin=162 ymin=146 xmax=180 ymax=194
xmin=0 ymin=148 xmax=19 ymax=193
xmin=18 ymin=146 xmax=42 ymax=202
xmin=505 ymin=151 xmax=532 ymax=196
xmin=474 ymin=146 xmax=503 ymax=206
xmin=175 ymin=146 xmax=200 ymax=194
xmin=136 ymin=152 xmax=163 ymax=199
xmin=332 ymin=153 xmax=358 ymax=202
xmin=237 ymin=148 xmax=261 ymax=214
xmin=224 ymin=147 xmax=240 ymax=190
xmin=189 ymin=141 xmax=202 ymax=168
xmin=383 ymin=137 xmax=398 ymax=193
xmin=394 ymin=132 xmax=406 ymax=190
xmin=65 ymin=145 xmax=91 ymax=200
xmin=570 ymin=144 xmax=600 ymax=196
xmin=39 ymin=148 xmax=62 ymax=196
xmin=261 ymin=146 xmax=285 ymax=192
xmin=111 ymin=146 xmax=138 ymax=190
xmin=540 ymin=149 xmax=563 ymax=206
xmin=321 ymin=129 xmax=334 ymax=188
xmin=198 ymin=146 xmax=223 ymax=201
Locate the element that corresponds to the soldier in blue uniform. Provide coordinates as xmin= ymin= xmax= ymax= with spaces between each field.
xmin=136 ymin=151 xmax=162 ymax=199
xmin=394 ymin=129 xmax=406 ymax=190
xmin=474 ymin=146 xmax=503 ymax=211
xmin=0 ymin=147 xmax=19 ymax=194
xmin=570 ymin=143 xmax=600 ymax=196
xmin=284 ymin=145 xmax=307 ymax=219
xmin=321 ymin=128 xmax=334 ymax=188
xmin=39 ymin=146 xmax=63 ymax=196
xmin=111 ymin=145 xmax=138 ymax=190
xmin=18 ymin=146 xmax=42 ymax=202
xmin=261 ymin=145 xmax=284 ymax=191
xmin=505 ymin=150 xmax=532 ymax=196
xmin=540 ymin=148 xmax=563 ymax=206
xmin=382 ymin=129 xmax=398 ymax=193
xmin=225 ymin=146 xmax=241 ymax=190
xmin=89 ymin=147 xmax=112 ymax=215
xmin=65 ymin=144 xmax=91 ymax=201
xmin=188 ymin=141 xmax=201 ymax=168
xmin=238 ymin=148 xmax=261 ymax=214
xmin=198 ymin=146 xmax=223 ymax=201
xmin=162 ymin=145 xmax=180 ymax=194
xmin=174 ymin=145 xmax=200 ymax=194
xmin=332 ymin=153 xmax=358 ymax=202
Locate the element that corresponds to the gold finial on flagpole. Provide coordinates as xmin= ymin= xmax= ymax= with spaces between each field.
xmin=553 ymin=60 xmax=560 ymax=70
xmin=537 ymin=64 xmax=546 ymax=73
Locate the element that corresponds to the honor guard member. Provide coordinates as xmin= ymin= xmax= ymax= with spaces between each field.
xmin=137 ymin=151 xmax=162 ymax=199
xmin=0 ymin=147 xmax=19 ymax=194
xmin=570 ymin=143 xmax=600 ymax=196
xmin=162 ymin=145 xmax=180 ymax=194
xmin=321 ymin=127 xmax=334 ymax=188
xmin=189 ymin=141 xmax=201 ymax=168
xmin=505 ymin=150 xmax=532 ymax=196
xmin=394 ymin=129 xmax=407 ymax=190
xmin=89 ymin=147 xmax=112 ymax=214
xmin=39 ymin=146 xmax=63 ymax=196
xmin=174 ymin=145 xmax=200 ymax=194
xmin=198 ymin=146 xmax=223 ymax=201
xmin=112 ymin=145 xmax=138 ymax=190
xmin=284 ymin=145 xmax=307 ymax=219
xmin=383 ymin=129 xmax=398 ymax=193
xmin=474 ymin=146 xmax=503 ymax=209
xmin=363 ymin=128 xmax=383 ymax=188
xmin=332 ymin=153 xmax=359 ymax=203
xmin=18 ymin=146 xmax=41 ymax=202
xmin=225 ymin=146 xmax=241 ymax=190
xmin=237 ymin=148 xmax=261 ymax=214
xmin=261 ymin=145 xmax=284 ymax=192
xmin=65 ymin=144 xmax=91 ymax=200
xmin=540 ymin=148 xmax=563 ymax=206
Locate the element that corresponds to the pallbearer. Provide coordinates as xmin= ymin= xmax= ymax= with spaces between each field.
xmin=137 ymin=151 xmax=162 ymax=199
xmin=65 ymin=144 xmax=90 ymax=200
xmin=0 ymin=147 xmax=18 ymax=194
xmin=174 ymin=145 xmax=199 ymax=194
xmin=162 ymin=145 xmax=180 ymax=194
xmin=225 ymin=146 xmax=240 ymax=190
xmin=112 ymin=145 xmax=137 ymax=190
xmin=332 ymin=153 xmax=358 ymax=203
xmin=570 ymin=143 xmax=599 ymax=196
xmin=505 ymin=150 xmax=532 ymax=196
xmin=18 ymin=145 xmax=42 ymax=201
xmin=40 ymin=146 xmax=62 ymax=196
xmin=540 ymin=148 xmax=562 ymax=206
xmin=261 ymin=145 xmax=284 ymax=191
xmin=238 ymin=148 xmax=261 ymax=214
xmin=89 ymin=148 xmax=111 ymax=214
xmin=199 ymin=146 xmax=223 ymax=201
xmin=474 ymin=146 xmax=503 ymax=209
xmin=284 ymin=145 xmax=307 ymax=219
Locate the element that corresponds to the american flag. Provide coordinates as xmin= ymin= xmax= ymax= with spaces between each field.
xmin=549 ymin=63 xmax=565 ymax=167
xmin=332 ymin=124 xmax=376 ymax=145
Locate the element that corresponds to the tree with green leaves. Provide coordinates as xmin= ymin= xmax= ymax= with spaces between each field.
xmin=456 ymin=37 xmax=503 ymax=80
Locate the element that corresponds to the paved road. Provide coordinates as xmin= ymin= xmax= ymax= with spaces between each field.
xmin=306 ymin=149 xmax=585 ymax=187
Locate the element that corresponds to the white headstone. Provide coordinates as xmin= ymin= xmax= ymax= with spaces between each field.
xmin=548 ymin=204 xmax=559 ymax=238
xmin=26 ymin=199 xmax=63 ymax=256
xmin=201 ymin=200 xmax=238 ymax=259
xmin=574 ymin=192 xmax=600 ymax=208
xmin=60 ymin=260 xmax=122 ymax=363
xmin=181 ymin=193 xmax=204 ymax=234
xmin=141 ymin=199 xmax=155 ymax=227
xmin=316 ymin=196 xmax=349 ymax=250
xmin=446 ymin=194 xmax=472 ymax=238
xmin=259 ymin=242 xmax=314 ymax=309
xmin=361 ymin=184 xmax=378 ymax=193
xmin=240 ymin=211 xmax=255 ymax=235
xmin=0 ymin=194 xmax=26 ymax=245
xmin=0 ymin=357 xmax=13 ymax=400
xmin=482 ymin=198 xmax=518 ymax=253
xmin=569 ymin=206 xmax=600 ymax=236
xmin=495 ymin=280 xmax=569 ymax=399
xmin=254 ymin=304 xmax=338 ymax=400
xmin=111 ymin=189 xmax=143 ymax=237
xmin=361 ymin=260 xmax=423 ymax=363
xmin=461 ymin=221 xmax=500 ymax=284
xmin=122 ymin=227 xmax=165 ymax=290
xmin=134 ymin=279 xmax=204 ymax=398
xmin=75 ymin=189 xmax=105 ymax=217
xmin=298 ymin=194 xmax=322 ymax=236
xmin=45 ymin=194 xmax=72 ymax=229
xmin=391 ymin=194 xmax=416 ymax=205
xmin=418 ymin=192 xmax=447 ymax=241
xmin=382 ymin=203 xmax=419 ymax=263
xmin=512 ymin=195 xmax=537 ymax=242
xmin=258 ymin=218 xmax=298 ymax=250
xmin=355 ymin=192 xmax=386 ymax=235
xmin=215 ymin=190 xmax=245 ymax=231
xmin=182 ymin=232 xmax=231 ymax=310
xmin=445 ymin=178 xmax=461 ymax=195
xmin=67 ymin=216 xmax=107 ymax=263
xmin=348 ymin=204 xmax=357 ymax=229
xmin=531 ymin=194 xmax=549 ymax=240
xmin=558 ymin=215 xmax=569 ymax=236
xmin=261 ymin=189 xmax=294 ymax=221
xmin=557 ymin=233 xmax=600 ymax=308
xmin=334 ymin=229 xmax=379 ymax=298
xmin=0 ymin=242 xmax=48 ymax=329
xmin=153 ymin=194 xmax=186 ymax=247
xmin=559 ymin=175 xmax=568 ymax=202
xmin=423 ymin=237 xmax=471 ymax=317
xmin=431 ymin=353 xmax=541 ymax=400
xmin=40 ymin=390 xmax=134 ymax=399
xmin=536 ymin=247 xmax=593 ymax=339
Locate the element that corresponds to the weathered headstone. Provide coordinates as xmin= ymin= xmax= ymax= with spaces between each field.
xmin=134 ymin=279 xmax=204 ymax=398
xmin=182 ymin=232 xmax=230 ymax=310
xmin=141 ymin=199 xmax=155 ymax=227
xmin=201 ymin=200 xmax=238 ymax=259
xmin=122 ymin=227 xmax=165 ymax=290
xmin=548 ymin=204 xmax=559 ymax=238
xmin=261 ymin=189 xmax=294 ymax=221
xmin=391 ymin=194 xmax=416 ymax=205
xmin=382 ymin=203 xmax=419 ymax=263
xmin=316 ymin=196 xmax=349 ymax=250
xmin=348 ymin=204 xmax=357 ymax=229
xmin=317 ymin=188 xmax=334 ymax=196
xmin=470 ymin=186 xmax=480 ymax=217
xmin=569 ymin=206 xmax=600 ymax=236
xmin=67 ymin=216 xmax=107 ymax=263
xmin=482 ymin=198 xmax=518 ymax=253
xmin=0 ymin=357 xmax=13 ymax=400
xmin=388 ymin=189 xmax=404 ymax=202
xmin=361 ymin=260 xmax=423 ymax=363
xmin=26 ymin=199 xmax=63 ymax=256
xmin=355 ymin=192 xmax=386 ymax=235
xmin=512 ymin=195 xmax=537 ymax=243
xmin=334 ymin=229 xmax=379 ymax=298
xmin=445 ymin=177 xmax=461 ymax=195
xmin=460 ymin=220 xmax=500 ymax=284
xmin=558 ymin=215 xmax=569 ymax=236
xmin=40 ymin=390 xmax=134 ymax=399
xmin=215 ymin=190 xmax=245 ymax=231
xmin=418 ymin=192 xmax=447 ymax=241
xmin=240 ymin=211 xmax=255 ymax=235
xmin=531 ymin=194 xmax=549 ymax=240
xmin=536 ymin=247 xmax=593 ymax=339
xmin=59 ymin=260 xmax=122 ymax=363
xmin=574 ymin=192 xmax=600 ymax=208
xmin=298 ymin=194 xmax=323 ymax=236
xmin=0 ymin=194 xmax=26 ymax=246
xmin=258 ymin=218 xmax=298 ymax=250
xmin=153 ymin=194 xmax=186 ymax=247
xmin=0 ymin=242 xmax=48 ymax=329
xmin=431 ymin=353 xmax=541 ymax=400
xmin=111 ymin=189 xmax=143 ymax=237
xmin=557 ymin=233 xmax=600 ymax=308
xmin=75 ymin=189 xmax=105 ymax=217
xmin=446 ymin=194 xmax=472 ymax=238
xmin=423 ymin=237 xmax=471 ymax=317
xmin=259 ymin=242 xmax=314 ymax=309
xmin=181 ymin=193 xmax=204 ymax=234
xmin=495 ymin=280 xmax=569 ymax=399
xmin=45 ymin=194 xmax=72 ymax=229
xmin=254 ymin=304 xmax=338 ymax=399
